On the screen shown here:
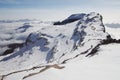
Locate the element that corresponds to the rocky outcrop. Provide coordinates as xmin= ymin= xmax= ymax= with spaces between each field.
xmin=54 ymin=13 xmax=86 ymax=25
xmin=1 ymin=43 xmax=23 ymax=56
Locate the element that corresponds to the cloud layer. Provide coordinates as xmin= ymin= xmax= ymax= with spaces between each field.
xmin=0 ymin=0 xmax=120 ymax=23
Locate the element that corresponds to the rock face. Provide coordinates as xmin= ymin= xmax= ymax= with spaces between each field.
xmin=54 ymin=13 xmax=86 ymax=25
xmin=0 ymin=12 xmax=110 ymax=73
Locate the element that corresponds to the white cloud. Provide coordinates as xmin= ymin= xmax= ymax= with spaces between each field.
xmin=0 ymin=8 xmax=120 ymax=23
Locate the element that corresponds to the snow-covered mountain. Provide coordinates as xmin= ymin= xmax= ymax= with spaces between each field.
xmin=0 ymin=12 xmax=120 ymax=80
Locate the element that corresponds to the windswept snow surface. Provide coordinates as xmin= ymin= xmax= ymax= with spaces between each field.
xmin=1 ymin=43 xmax=120 ymax=80
xmin=26 ymin=44 xmax=120 ymax=80
xmin=0 ymin=12 xmax=120 ymax=80
xmin=25 ymin=44 xmax=120 ymax=80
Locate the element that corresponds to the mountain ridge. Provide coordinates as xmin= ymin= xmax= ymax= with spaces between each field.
xmin=0 ymin=12 xmax=120 ymax=80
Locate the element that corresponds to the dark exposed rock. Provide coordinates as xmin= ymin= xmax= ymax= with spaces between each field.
xmin=86 ymin=38 xmax=120 ymax=57
xmin=54 ymin=13 xmax=86 ymax=25
xmin=86 ymin=44 xmax=100 ymax=57
xmin=16 ymin=24 xmax=32 ymax=33
xmin=54 ymin=19 xmax=79 ymax=25
xmin=101 ymin=38 xmax=120 ymax=44
xmin=1 ymin=43 xmax=24 ymax=56
xmin=53 ymin=21 xmax=62 ymax=25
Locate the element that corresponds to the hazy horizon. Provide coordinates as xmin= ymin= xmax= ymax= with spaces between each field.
xmin=0 ymin=0 xmax=120 ymax=23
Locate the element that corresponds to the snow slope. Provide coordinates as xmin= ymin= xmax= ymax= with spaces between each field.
xmin=1 ymin=43 xmax=120 ymax=80
xmin=26 ymin=44 xmax=120 ymax=80
xmin=0 ymin=12 xmax=120 ymax=80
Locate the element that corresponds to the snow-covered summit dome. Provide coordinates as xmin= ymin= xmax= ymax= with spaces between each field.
xmin=0 ymin=12 xmax=110 ymax=74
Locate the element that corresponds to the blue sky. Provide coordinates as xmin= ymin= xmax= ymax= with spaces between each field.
xmin=0 ymin=0 xmax=119 ymax=9
xmin=0 ymin=0 xmax=120 ymax=23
